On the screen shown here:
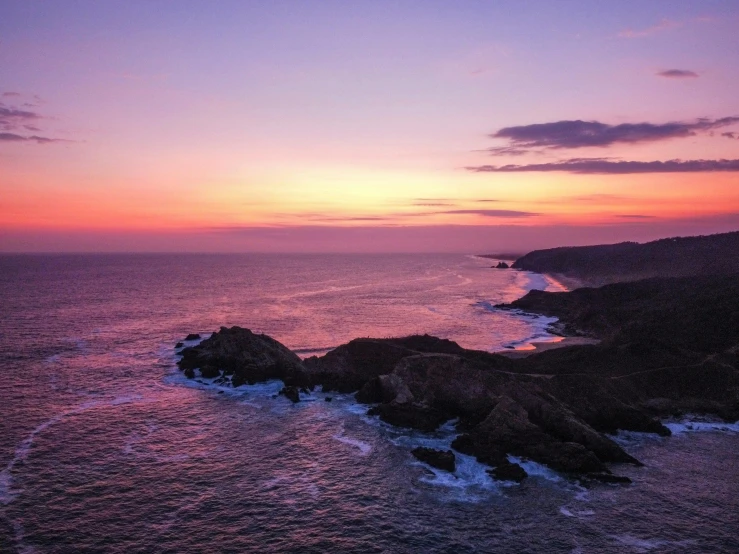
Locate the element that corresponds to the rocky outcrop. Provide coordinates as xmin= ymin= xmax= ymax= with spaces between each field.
xmin=493 ymin=262 xmax=509 ymax=269
xmin=303 ymin=339 xmax=417 ymax=392
xmin=175 ymin=305 xmax=737 ymax=482
xmin=488 ymin=462 xmax=527 ymax=482
xmin=177 ymin=326 xmax=306 ymax=386
xmin=303 ymin=335 xmax=468 ymax=392
xmin=411 ymin=447 xmax=456 ymax=472
xmin=279 ymin=385 xmax=300 ymax=403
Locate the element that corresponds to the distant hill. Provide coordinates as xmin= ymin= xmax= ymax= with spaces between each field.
xmin=503 ymin=274 xmax=739 ymax=353
xmin=512 ymin=231 xmax=739 ymax=286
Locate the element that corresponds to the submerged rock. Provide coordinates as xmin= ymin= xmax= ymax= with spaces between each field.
xmin=185 ymin=333 xmax=201 ymax=341
xmin=411 ymin=447 xmax=456 ymax=472
xmin=279 ymin=385 xmax=300 ymax=403
xmin=488 ymin=462 xmax=527 ymax=482
xmin=583 ymin=472 xmax=632 ymax=484
xmin=368 ymin=403 xmax=449 ymax=432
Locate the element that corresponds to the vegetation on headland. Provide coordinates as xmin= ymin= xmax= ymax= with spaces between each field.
xmin=511 ymin=230 xmax=739 ymax=287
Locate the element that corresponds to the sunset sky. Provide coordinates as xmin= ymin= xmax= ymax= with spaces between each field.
xmin=2 ymin=0 xmax=739 ymax=252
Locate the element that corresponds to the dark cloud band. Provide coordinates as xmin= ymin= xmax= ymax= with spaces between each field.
xmin=488 ymin=117 xmax=739 ymax=152
xmin=0 ymin=132 xmax=63 ymax=144
xmin=467 ymin=158 xmax=739 ymax=174
xmin=657 ymin=69 xmax=699 ymax=78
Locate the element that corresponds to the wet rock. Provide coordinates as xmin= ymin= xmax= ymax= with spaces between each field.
xmin=185 ymin=333 xmax=201 ymax=341
xmin=177 ymin=326 xmax=306 ymax=386
xmin=368 ymin=403 xmax=449 ymax=432
xmin=488 ymin=462 xmax=527 ymax=482
xmin=324 ymin=397 xmax=332 ymax=402
xmin=279 ymin=385 xmax=300 ymax=403
xmin=493 ymin=262 xmax=509 ymax=269
xmin=356 ymin=374 xmax=414 ymax=404
xmin=199 ymin=364 xmax=220 ymax=379
xmin=183 ymin=367 xmax=195 ymax=379
xmin=504 ymin=384 xmax=643 ymax=465
xmin=303 ymin=335 xmax=470 ymax=393
xmin=460 ymin=396 xmax=609 ymax=474
xmin=175 ymin=342 xmax=184 ymax=348
xmin=411 ymin=447 xmax=456 ymax=472
xmin=584 ymin=472 xmax=632 ymax=484
xmin=304 ymin=339 xmax=418 ymax=393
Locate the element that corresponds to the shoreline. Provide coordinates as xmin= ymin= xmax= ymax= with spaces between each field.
xmin=492 ymin=269 xmax=595 ymax=357
xmin=542 ymin=272 xmax=588 ymax=291
xmin=497 ymin=336 xmax=601 ymax=358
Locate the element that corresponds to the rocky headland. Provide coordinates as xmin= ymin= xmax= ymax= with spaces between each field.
xmin=176 ymin=231 xmax=739 ymax=484
xmin=511 ymin=230 xmax=739 ymax=287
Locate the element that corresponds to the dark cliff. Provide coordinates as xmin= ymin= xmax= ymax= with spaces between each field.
xmin=512 ymin=231 xmax=739 ymax=286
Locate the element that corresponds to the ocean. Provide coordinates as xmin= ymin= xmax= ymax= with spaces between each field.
xmin=1 ymin=253 xmax=738 ymax=553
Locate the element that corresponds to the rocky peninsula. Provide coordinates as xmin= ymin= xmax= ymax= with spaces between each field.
xmin=176 ymin=231 xmax=739 ymax=484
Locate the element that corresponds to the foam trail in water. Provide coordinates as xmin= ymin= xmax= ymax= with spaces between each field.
xmin=332 ymin=428 xmax=372 ymax=456
xmin=664 ymin=417 xmax=739 ymax=435
xmin=559 ymin=506 xmax=595 ymax=518
xmin=610 ymin=535 xmax=697 ymax=552
xmin=507 ymin=455 xmax=563 ymax=483
xmin=0 ymin=394 xmax=144 ymax=506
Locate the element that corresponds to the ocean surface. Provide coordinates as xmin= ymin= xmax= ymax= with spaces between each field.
xmin=1 ymin=253 xmax=738 ymax=553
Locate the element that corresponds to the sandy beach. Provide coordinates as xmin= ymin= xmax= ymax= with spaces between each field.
xmin=496 ymin=336 xmax=601 ymax=358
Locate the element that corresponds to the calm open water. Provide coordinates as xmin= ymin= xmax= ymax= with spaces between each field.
xmin=1 ymin=254 xmax=737 ymax=553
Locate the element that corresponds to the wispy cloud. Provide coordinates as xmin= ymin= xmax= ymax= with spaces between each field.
xmin=568 ymin=194 xmax=631 ymax=203
xmin=411 ymin=201 xmax=456 ymax=207
xmin=467 ymin=158 xmax=739 ymax=174
xmin=438 ymin=209 xmax=537 ymax=218
xmin=282 ymin=208 xmax=537 ymax=224
xmin=722 ymin=132 xmax=738 ymax=140
xmin=657 ymin=69 xmax=699 ymax=78
xmin=0 ymin=96 xmax=67 ymax=145
xmin=483 ymin=146 xmax=530 ymax=156
xmin=486 ymin=117 xmax=739 ymax=154
xmin=615 ymin=214 xmax=656 ymax=219
xmin=619 ymin=18 xmax=682 ymax=38
xmin=0 ymin=106 xmax=42 ymax=131
xmin=0 ymin=132 xmax=66 ymax=144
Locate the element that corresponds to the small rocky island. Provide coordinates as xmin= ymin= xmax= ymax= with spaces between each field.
xmin=176 ymin=231 xmax=739 ymax=484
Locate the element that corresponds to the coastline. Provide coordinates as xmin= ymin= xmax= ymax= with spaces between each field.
xmin=497 ymin=336 xmax=600 ymax=358
xmin=493 ymin=269 xmax=594 ymax=356
xmin=542 ymin=272 xmax=588 ymax=291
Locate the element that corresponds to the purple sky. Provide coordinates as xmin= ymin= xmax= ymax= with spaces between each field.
xmin=1 ymin=1 xmax=738 ymax=252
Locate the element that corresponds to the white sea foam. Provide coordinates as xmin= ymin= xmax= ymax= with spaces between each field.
xmin=368 ymin=417 xmax=504 ymax=499
xmin=508 ymin=455 xmax=563 ymax=483
xmin=610 ymin=534 xmax=697 ymax=552
xmin=559 ymin=506 xmax=595 ymax=518
xmin=332 ymin=432 xmax=372 ymax=456
xmin=522 ymin=272 xmax=551 ymax=292
xmin=664 ymin=417 xmax=739 ymax=435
